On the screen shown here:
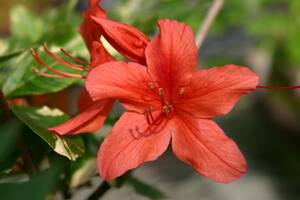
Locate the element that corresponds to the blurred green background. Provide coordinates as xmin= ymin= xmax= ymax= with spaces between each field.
xmin=0 ymin=0 xmax=300 ymax=200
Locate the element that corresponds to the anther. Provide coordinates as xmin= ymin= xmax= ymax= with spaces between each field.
xmin=158 ymin=88 xmax=164 ymax=96
xmin=148 ymin=82 xmax=155 ymax=89
xmin=179 ymin=88 xmax=185 ymax=96
xmin=162 ymin=105 xmax=169 ymax=113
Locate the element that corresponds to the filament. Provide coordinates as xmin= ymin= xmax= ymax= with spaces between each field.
xmin=32 ymin=67 xmax=68 ymax=78
xmin=256 ymin=85 xmax=300 ymax=90
xmin=60 ymin=48 xmax=89 ymax=66
xmin=43 ymin=44 xmax=87 ymax=71
xmin=31 ymin=48 xmax=86 ymax=79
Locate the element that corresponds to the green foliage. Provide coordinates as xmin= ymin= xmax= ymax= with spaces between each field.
xmin=2 ymin=49 xmax=79 ymax=98
xmin=0 ymin=122 xmax=20 ymax=174
xmin=10 ymin=106 xmax=85 ymax=161
xmin=110 ymin=172 xmax=166 ymax=200
xmin=127 ymin=176 xmax=166 ymax=200
xmin=0 ymin=0 xmax=86 ymax=95
xmin=0 ymin=0 xmax=300 ymax=199
xmin=0 ymin=159 xmax=67 ymax=200
xmin=10 ymin=6 xmax=44 ymax=44
xmin=111 ymin=0 xmax=211 ymax=34
xmin=68 ymin=152 xmax=96 ymax=188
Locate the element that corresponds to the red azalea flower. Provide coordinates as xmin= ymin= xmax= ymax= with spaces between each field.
xmin=79 ymin=0 xmax=149 ymax=62
xmin=78 ymin=0 xmax=106 ymax=50
xmin=91 ymin=17 xmax=150 ymax=64
xmin=42 ymin=0 xmax=150 ymax=135
xmin=86 ymin=20 xmax=260 ymax=183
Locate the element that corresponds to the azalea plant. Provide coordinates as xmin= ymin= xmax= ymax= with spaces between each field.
xmin=1 ymin=0 xmax=300 ymax=199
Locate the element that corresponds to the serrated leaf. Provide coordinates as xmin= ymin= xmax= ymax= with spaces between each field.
xmin=10 ymin=106 xmax=85 ymax=161
xmin=2 ymin=48 xmax=79 ymax=98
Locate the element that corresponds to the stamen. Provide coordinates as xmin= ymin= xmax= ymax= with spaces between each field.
xmin=147 ymin=82 xmax=155 ymax=89
xmin=257 ymin=85 xmax=300 ymax=90
xmin=43 ymin=43 xmax=87 ymax=71
xmin=60 ymin=48 xmax=88 ymax=66
xmin=31 ymin=48 xmax=86 ymax=79
xmin=130 ymin=128 xmax=142 ymax=139
xmin=136 ymin=114 xmax=164 ymax=136
xmin=148 ymin=109 xmax=155 ymax=123
xmin=32 ymin=67 xmax=67 ymax=78
xmin=158 ymin=88 xmax=164 ymax=96
xmin=145 ymin=107 xmax=153 ymax=125
xmin=179 ymin=88 xmax=185 ymax=96
xmin=152 ymin=114 xmax=164 ymax=126
xmin=162 ymin=105 xmax=169 ymax=113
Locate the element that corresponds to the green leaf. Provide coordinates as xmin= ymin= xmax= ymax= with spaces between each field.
xmin=0 ymin=122 xmax=20 ymax=173
xmin=10 ymin=6 xmax=44 ymax=42
xmin=2 ymin=49 xmax=79 ymax=98
xmin=127 ymin=176 xmax=166 ymax=200
xmin=0 ymin=50 xmax=25 ymax=63
xmin=10 ymin=106 xmax=85 ymax=161
xmin=69 ymin=153 xmax=96 ymax=188
xmin=0 ymin=160 xmax=66 ymax=200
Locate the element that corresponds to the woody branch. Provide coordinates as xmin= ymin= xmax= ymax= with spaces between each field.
xmin=196 ymin=0 xmax=224 ymax=49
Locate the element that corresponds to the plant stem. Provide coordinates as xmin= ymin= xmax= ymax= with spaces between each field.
xmin=195 ymin=0 xmax=224 ymax=49
xmin=87 ymin=181 xmax=111 ymax=200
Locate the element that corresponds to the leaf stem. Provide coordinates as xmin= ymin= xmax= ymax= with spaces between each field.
xmin=87 ymin=181 xmax=111 ymax=200
xmin=196 ymin=0 xmax=224 ymax=49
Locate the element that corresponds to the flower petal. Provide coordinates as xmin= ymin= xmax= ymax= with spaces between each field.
xmin=90 ymin=41 xmax=115 ymax=68
xmin=79 ymin=0 xmax=106 ymax=50
xmin=145 ymin=20 xmax=198 ymax=92
xmin=77 ymin=87 xmax=95 ymax=112
xmin=49 ymin=99 xmax=113 ymax=135
xmin=86 ymin=61 xmax=160 ymax=112
xmin=176 ymin=65 xmax=259 ymax=118
xmin=98 ymin=112 xmax=171 ymax=180
xmin=92 ymin=17 xmax=150 ymax=64
xmin=172 ymin=114 xmax=247 ymax=183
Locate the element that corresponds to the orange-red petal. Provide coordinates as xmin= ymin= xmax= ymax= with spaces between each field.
xmin=49 ymin=99 xmax=113 ymax=135
xmin=91 ymin=17 xmax=150 ymax=64
xmin=79 ymin=0 xmax=106 ymax=50
xmin=172 ymin=114 xmax=247 ymax=183
xmin=86 ymin=61 xmax=160 ymax=112
xmin=145 ymin=19 xmax=198 ymax=94
xmin=77 ymin=87 xmax=95 ymax=112
xmin=176 ymin=65 xmax=259 ymax=118
xmin=90 ymin=41 xmax=115 ymax=68
xmin=97 ymin=112 xmax=171 ymax=180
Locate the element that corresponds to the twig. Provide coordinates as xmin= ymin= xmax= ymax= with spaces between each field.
xmin=87 ymin=181 xmax=111 ymax=200
xmin=195 ymin=0 xmax=224 ymax=49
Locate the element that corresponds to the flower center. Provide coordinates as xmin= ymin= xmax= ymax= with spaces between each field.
xmin=146 ymin=82 xmax=186 ymax=119
xmin=129 ymin=83 xmax=184 ymax=139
